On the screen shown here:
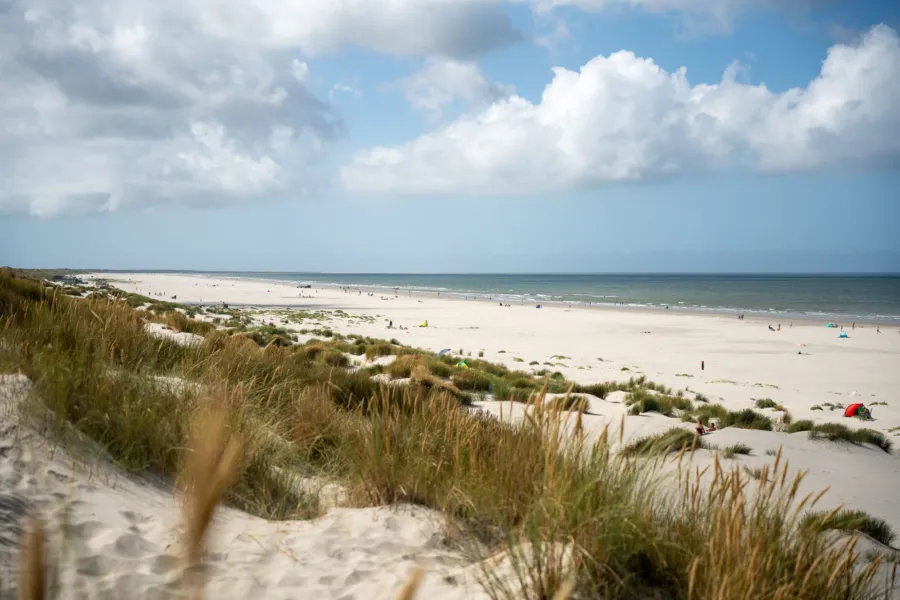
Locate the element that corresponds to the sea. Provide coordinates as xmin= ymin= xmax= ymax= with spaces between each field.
xmin=189 ymin=273 xmax=900 ymax=325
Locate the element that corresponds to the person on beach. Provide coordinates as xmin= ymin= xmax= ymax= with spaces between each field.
xmin=695 ymin=420 xmax=706 ymax=436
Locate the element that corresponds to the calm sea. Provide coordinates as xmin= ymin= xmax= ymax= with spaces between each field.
xmin=195 ymin=273 xmax=900 ymax=324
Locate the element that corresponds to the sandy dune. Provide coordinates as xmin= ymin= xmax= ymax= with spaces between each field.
xmin=0 ymin=373 xmax=496 ymax=600
xmin=91 ymin=273 xmax=900 ymax=533
xmin=3 ymin=271 xmax=896 ymax=598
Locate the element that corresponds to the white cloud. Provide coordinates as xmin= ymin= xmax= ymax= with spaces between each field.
xmin=394 ymin=58 xmax=515 ymax=120
xmin=291 ymin=59 xmax=311 ymax=85
xmin=532 ymin=0 xmax=839 ymax=34
xmin=0 ymin=0 xmax=522 ymax=216
xmin=330 ymin=83 xmax=363 ymax=101
xmin=164 ymin=0 xmax=522 ymax=58
xmin=342 ymin=24 xmax=900 ymax=196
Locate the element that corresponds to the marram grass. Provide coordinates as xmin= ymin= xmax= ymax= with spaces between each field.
xmin=1 ymin=269 xmax=895 ymax=599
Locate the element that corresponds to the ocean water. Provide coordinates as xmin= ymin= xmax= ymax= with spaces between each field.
xmin=205 ymin=273 xmax=900 ymax=324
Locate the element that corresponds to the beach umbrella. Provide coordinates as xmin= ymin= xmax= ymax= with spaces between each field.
xmin=438 ymin=349 xmax=452 ymax=356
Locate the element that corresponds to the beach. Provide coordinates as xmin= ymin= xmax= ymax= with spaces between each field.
xmin=2 ymin=270 xmax=898 ymax=599
xmin=92 ymin=272 xmax=900 ymax=528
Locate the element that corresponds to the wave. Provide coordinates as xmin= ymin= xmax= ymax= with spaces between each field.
xmin=222 ymin=272 xmax=900 ymax=323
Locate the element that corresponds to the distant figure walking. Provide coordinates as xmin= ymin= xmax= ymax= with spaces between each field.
xmin=701 ymin=360 xmax=705 ymax=371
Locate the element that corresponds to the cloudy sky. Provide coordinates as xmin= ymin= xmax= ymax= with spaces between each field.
xmin=1 ymin=0 xmax=899 ymax=272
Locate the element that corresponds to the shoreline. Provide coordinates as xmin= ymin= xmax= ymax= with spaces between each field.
xmin=102 ymin=271 xmax=900 ymax=328
xmin=78 ymin=270 xmax=900 ymax=568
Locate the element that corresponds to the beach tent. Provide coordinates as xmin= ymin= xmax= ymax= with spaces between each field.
xmin=826 ymin=323 xmax=836 ymax=328
xmin=438 ymin=349 xmax=452 ymax=356
xmin=456 ymin=360 xmax=469 ymax=369
xmin=844 ymin=403 xmax=864 ymax=417
xmin=839 ymin=332 xmax=849 ymax=338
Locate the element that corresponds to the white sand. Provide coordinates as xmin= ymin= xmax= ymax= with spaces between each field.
xmin=0 ymin=374 xmax=494 ymax=600
xmin=4 ymin=271 xmax=897 ymax=597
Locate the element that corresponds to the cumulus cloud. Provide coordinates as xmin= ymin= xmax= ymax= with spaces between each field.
xmin=0 ymin=0 xmax=522 ymax=216
xmin=394 ymin=58 xmax=515 ymax=120
xmin=342 ymin=24 xmax=900 ymax=196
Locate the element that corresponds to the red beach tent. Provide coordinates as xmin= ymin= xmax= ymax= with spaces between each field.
xmin=844 ymin=403 xmax=864 ymax=417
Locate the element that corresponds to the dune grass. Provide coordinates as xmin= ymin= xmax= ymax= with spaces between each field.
xmin=801 ymin=509 xmax=897 ymax=549
xmin=786 ymin=420 xmax=892 ymax=453
xmin=626 ymin=388 xmax=695 ymax=417
xmin=1 ymin=268 xmax=895 ymax=599
xmin=720 ymin=443 xmax=753 ymax=458
xmin=621 ymin=427 xmax=708 ymax=456
xmin=681 ymin=404 xmax=774 ymax=431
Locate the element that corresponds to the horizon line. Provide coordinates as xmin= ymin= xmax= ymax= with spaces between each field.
xmin=25 ymin=268 xmax=900 ymax=277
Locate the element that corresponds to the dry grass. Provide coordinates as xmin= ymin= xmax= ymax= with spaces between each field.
xmin=18 ymin=516 xmax=47 ymax=600
xmin=3 ymin=269 xmax=896 ymax=599
xmin=181 ymin=400 xmax=243 ymax=589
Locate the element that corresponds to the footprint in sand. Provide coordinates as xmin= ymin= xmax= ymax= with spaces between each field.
xmin=110 ymin=532 xmax=158 ymax=558
xmin=121 ymin=509 xmax=155 ymax=527
xmin=150 ymin=553 xmax=181 ymax=575
xmin=75 ymin=553 xmax=115 ymax=577
xmin=70 ymin=519 xmax=106 ymax=540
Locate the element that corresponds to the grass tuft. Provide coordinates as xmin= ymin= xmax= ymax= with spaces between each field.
xmin=801 ymin=509 xmax=897 ymax=548
xmin=621 ymin=427 xmax=706 ymax=456
xmin=754 ymin=398 xmax=778 ymax=409
xmin=720 ymin=443 xmax=753 ymax=459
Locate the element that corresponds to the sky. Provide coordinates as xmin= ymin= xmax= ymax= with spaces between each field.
xmin=1 ymin=0 xmax=899 ymax=273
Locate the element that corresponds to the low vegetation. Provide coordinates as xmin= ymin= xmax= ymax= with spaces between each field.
xmin=801 ymin=509 xmax=897 ymax=549
xmin=754 ymin=398 xmax=778 ymax=409
xmin=0 ymin=268 xmax=894 ymax=599
xmin=621 ymin=428 xmax=707 ymax=456
xmin=682 ymin=404 xmax=774 ymax=431
xmin=787 ymin=421 xmax=892 ymax=453
xmin=720 ymin=443 xmax=753 ymax=458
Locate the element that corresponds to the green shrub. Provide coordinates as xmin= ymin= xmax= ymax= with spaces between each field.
xmin=429 ymin=361 xmax=453 ymax=378
xmin=319 ymin=348 xmax=350 ymax=368
xmin=492 ymin=380 xmax=536 ymax=402
xmin=452 ymin=369 xmax=494 ymax=392
xmin=724 ymin=408 xmax=773 ymax=431
xmin=365 ymin=343 xmax=394 ymax=360
xmin=787 ymin=420 xmax=815 ymax=433
xmin=754 ymin=398 xmax=778 ymax=409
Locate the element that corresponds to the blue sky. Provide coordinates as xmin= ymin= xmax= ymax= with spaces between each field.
xmin=1 ymin=0 xmax=899 ymax=273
